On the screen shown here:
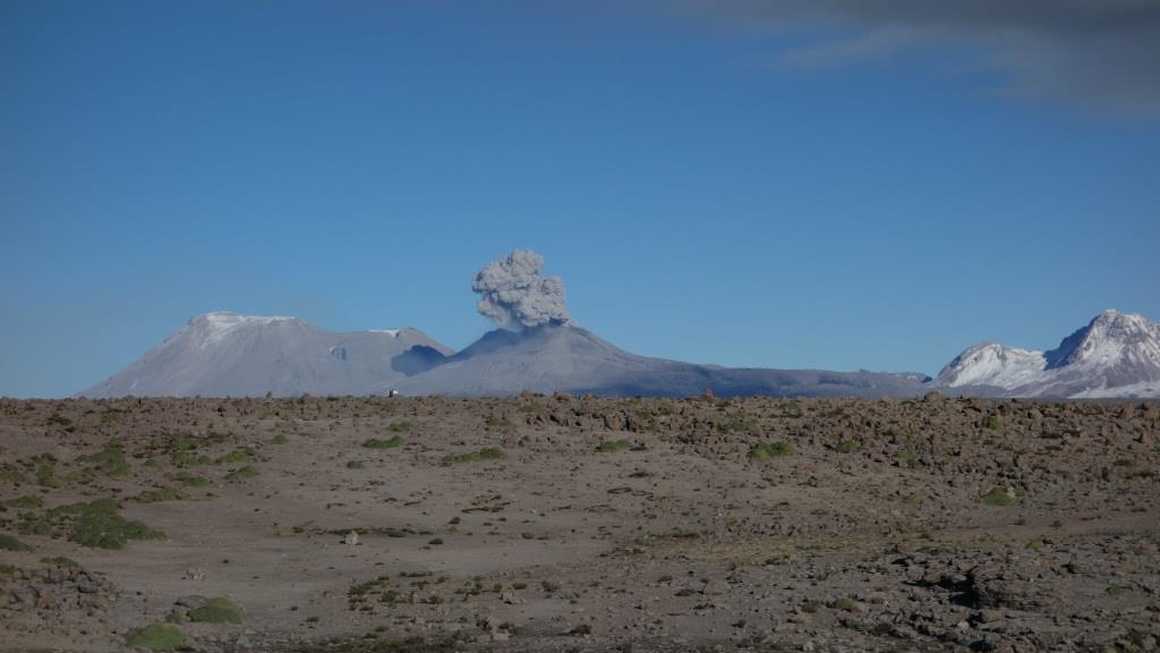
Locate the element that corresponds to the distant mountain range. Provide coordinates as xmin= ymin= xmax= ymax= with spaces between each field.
xmin=80 ymin=309 xmax=1160 ymax=399
xmin=934 ymin=309 xmax=1160 ymax=399
xmin=79 ymin=312 xmax=926 ymax=398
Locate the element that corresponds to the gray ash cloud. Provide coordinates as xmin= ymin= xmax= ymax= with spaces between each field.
xmin=473 ymin=250 xmax=571 ymax=330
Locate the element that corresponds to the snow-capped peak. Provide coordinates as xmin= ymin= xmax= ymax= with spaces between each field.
xmin=935 ymin=309 xmax=1160 ymax=398
xmin=935 ymin=342 xmax=1046 ymax=389
xmin=187 ymin=311 xmax=299 ymax=347
xmin=195 ymin=311 xmax=297 ymax=326
xmin=1045 ymin=309 xmax=1158 ymax=369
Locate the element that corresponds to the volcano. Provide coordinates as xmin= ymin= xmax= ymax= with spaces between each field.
xmin=391 ymin=324 xmax=928 ymax=398
xmin=80 ymin=312 xmax=451 ymax=398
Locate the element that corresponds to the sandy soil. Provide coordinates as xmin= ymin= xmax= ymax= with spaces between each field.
xmin=1 ymin=395 xmax=1158 ymax=652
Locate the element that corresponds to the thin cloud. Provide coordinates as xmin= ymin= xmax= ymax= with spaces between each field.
xmin=775 ymin=27 xmax=927 ymax=70
xmin=671 ymin=0 xmax=1160 ymax=114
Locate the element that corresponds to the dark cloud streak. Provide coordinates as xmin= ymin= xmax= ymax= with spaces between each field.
xmin=671 ymin=0 xmax=1160 ymax=114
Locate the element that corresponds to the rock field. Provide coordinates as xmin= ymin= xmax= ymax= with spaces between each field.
xmin=1 ymin=394 xmax=1158 ymax=652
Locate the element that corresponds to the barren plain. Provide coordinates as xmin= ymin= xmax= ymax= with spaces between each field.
xmin=1 ymin=395 xmax=1158 ymax=652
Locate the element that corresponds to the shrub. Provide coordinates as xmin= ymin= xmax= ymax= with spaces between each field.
xmin=981 ymin=486 xmax=1019 ymax=506
xmin=3 ymin=495 xmax=43 ymax=509
xmin=718 ymin=415 xmax=759 ymax=433
xmin=125 ymin=624 xmax=186 ymax=651
xmin=40 ymin=556 xmax=80 ymax=567
xmin=0 ymin=533 xmax=32 ymax=551
xmin=595 ymin=439 xmax=631 ymax=453
xmin=188 ymin=596 xmax=244 ymax=624
xmin=171 ymin=450 xmax=212 ymax=468
xmin=834 ymin=439 xmax=861 ymax=453
xmin=19 ymin=498 xmax=163 ymax=549
xmin=830 ymin=597 xmax=860 ymax=612
xmin=170 ymin=437 xmax=199 ymax=451
xmin=216 ymin=448 xmax=256 ymax=464
xmin=35 ymin=459 xmax=59 ymax=487
xmin=64 ymin=499 xmax=164 ymax=549
xmin=0 ymin=465 xmax=28 ymax=484
xmin=225 ymin=465 xmax=258 ymax=480
xmin=363 ymin=436 xmax=403 ymax=449
xmin=895 ymin=449 xmax=920 ymax=469
xmin=130 ymin=487 xmax=184 ymax=503
xmin=79 ymin=444 xmax=131 ymax=477
xmin=749 ymin=441 xmax=793 ymax=460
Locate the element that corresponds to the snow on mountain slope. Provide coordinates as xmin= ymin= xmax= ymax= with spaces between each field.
xmin=81 ymin=312 xmax=452 ymax=398
xmin=196 ymin=312 xmax=297 ymax=347
xmin=1071 ymin=381 xmax=1160 ymax=399
xmin=1046 ymin=310 xmax=1160 ymax=371
xmin=935 ymin=310 xmax=1160 ymax=398
xmin=934 ymin=343 xmax=1046 ymax=389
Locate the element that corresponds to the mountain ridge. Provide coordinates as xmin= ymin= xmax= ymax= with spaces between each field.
xmin=935 ymin=309 xmax=1160 ymax=398
xmin=81 ymin=309 xmax=1160 ymax=399
xmin=80 ymin=311 xmax=451 ymax=398
xmin=391 ymin=324 xmax=928 ymax=398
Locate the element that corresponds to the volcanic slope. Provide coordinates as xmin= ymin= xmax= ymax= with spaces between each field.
xmin=394 ymin=324 xmax=928 ymax=397
xmin=82 ymin=312 xmax=451 ymax=398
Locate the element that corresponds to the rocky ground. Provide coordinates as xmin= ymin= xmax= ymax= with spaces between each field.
xmin=0 ymin=395 xmax=1158 ymax=652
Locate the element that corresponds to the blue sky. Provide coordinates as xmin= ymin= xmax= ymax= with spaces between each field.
xmin=3 ymin=1 xmax=1159 ymax=397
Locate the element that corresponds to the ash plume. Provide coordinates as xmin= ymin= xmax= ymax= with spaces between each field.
xmin=473 ymin=250 xmax=571 ymax=330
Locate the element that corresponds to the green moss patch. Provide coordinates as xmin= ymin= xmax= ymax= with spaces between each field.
xmin=170 ymin=437 xmax=200 ymax=452
xmin=188 ymin=596 xmax=244 ymax=624
xmin=363 ymin=436 xmax=404 ymax=449
xmin=125 ymin=623 xmax=187 ymax=651
xmin=78 ymin=444 xmax=131 ymax=477
xmin=225 ymin=465 xmax=258 ymax=480
xmin=895 ymin=449 xmax=920 ymax=469
xmin=0 ymin=464 xmax=28 ymax=484
xmin=40 ymin=556 xmax=80 ymax=568
xmin=3 ymin=495 xmax=44 ymax=509
xmin=595 ymin=439 xmax=631 ymax=453
xmin=749 ymin=441 xmax=793 ymax=461
xmin=981 ymin=486 xmax=1019 ymax=507
xmin=0 ymin=533 xmax=33 ymax=551
xmin=171 ymin=450 xmax=213 ymax=468
xmin=68 ymin=500 xmax=164 ymax=548
xmin=834 ymin=439 xmax=862 ymax=453
xmin=216 ymin=448 xmax=256 ymax=465
xmin=18 ymin=498 xmax=164 ymax=549
xmin=130 ymin=487 xmax=185 ymax=503
xmin=34 ymin=456 xmax=59 ymax=488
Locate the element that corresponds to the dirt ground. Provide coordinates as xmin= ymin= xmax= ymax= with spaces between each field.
xmin=1 ymin=395 xmax=1158 ymax=652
